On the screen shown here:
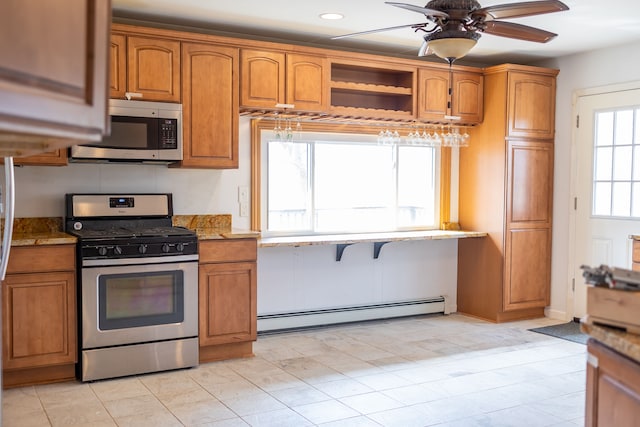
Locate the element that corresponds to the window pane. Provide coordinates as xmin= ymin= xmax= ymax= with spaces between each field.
xmin=595 ymin=111 xmax=614 ymax=146
xmin=613 ymin=146 xmax=632 ymax=181
xmin=267 ymin=141 xmax=310 ymax=231
xmin=262 ymin=128 xmax=440 ymax=236
xmin=397 ymin=146 xmax=436 ymax=227
xmin=633 ymin=145 xmax=640 ymax=181
xmin=612 ymin=182 xmax=631 ymax=216
xmin=593 ymin=182 xmax=611 ymax=216
xmin=314 ymin=142 xmax=395 ymax=232
xmin=615 ymin=110 xmax=634 ymax=145
xmin=632 ymin=183 xmax=640 ymax=217
xmin=636 ymin=109 xmax=640 ymax=143
xmin=594 ymin=147 xmax=612 ymax=181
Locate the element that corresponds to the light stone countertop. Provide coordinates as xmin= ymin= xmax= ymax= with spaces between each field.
xmin=2 ymin=217 xmax=77 ymax=246
xmin=581 ymin=321 xmax=640 ymax=364
xmin=11 ymin=231 xmax=77 ymax=246
xmin=196 ymin=229 xmax=261 ymax=241
xmin=3 ymin=216 xmax=259 ymax=246
xmin=259 ymin=229 xmax=487 ymax=247
xmin=172 ymin=214 xmax=259 ymax=241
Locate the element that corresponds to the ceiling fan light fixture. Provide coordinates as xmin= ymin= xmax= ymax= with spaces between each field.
xmin=425 ymin=31 xmax=480 ymax=62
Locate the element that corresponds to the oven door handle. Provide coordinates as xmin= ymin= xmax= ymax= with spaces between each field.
xmin=82 ymin=254 xmax=198 ymax=267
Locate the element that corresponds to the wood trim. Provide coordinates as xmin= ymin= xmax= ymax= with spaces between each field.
xmin=3 ymin=363 xmax=75 ymax=389
xmin=250 ymin=119 xmax=262 ymax=231
xmin=439 ymin=146 xmax=451 ymax=229
xmin=199 ymin=342 xmax=254 ymax=363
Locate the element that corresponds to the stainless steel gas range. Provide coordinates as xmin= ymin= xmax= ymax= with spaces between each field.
xmin=65 ymin=193 xmax=199 ymax=382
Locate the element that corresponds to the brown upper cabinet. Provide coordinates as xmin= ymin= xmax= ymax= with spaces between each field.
xmin=506 ymin=71 xmax=556 ymax=139
xmin=178 ymin=42 xmax=239 ymax=169
xmin=240 ymin=49 xmax=328 ymax=112
xmin=417 ymin=68 xmax=483 ymax=124
xmin=13 ymin=150 xmax=68 ymax=167
xmin=110 ymin=33 xmax=181 ymax=102
xmin=0 ymin=0 xmax=110 ymax=157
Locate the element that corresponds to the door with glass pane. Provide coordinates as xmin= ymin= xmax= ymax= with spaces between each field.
xmin=574 ymin=89 xmax=640 ymax=317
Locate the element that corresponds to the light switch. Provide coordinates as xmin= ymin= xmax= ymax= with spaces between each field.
xmin=238 ymin=186 xmax=249 ymax=203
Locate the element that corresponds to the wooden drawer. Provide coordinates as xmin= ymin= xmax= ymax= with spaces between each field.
xmin=6 ymin=245 xmax=75 ymax=274
xmin=199 ymin=239 xmax=257 ymax=264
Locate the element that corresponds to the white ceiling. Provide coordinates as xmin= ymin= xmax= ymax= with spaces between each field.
xmin=112 ymin=0 xmax=640 ymax=66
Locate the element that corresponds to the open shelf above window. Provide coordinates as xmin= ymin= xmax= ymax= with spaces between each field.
xmin=330 ymin=61 xmax=416 ymax=119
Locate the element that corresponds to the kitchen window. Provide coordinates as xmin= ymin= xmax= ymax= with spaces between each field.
xmin=251 ymin=120 xmax=442 ymax=236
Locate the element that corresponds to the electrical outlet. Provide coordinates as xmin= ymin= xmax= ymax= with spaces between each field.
xmin=239 ymin=202 xmax=249 ymax=217
xmin=238 ymin=186 xmax=249 ymax=203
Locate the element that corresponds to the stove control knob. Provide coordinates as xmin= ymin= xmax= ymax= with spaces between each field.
xmin=161 ymin=243 xmax=171 ymax=253
xmin=176 ymin=243 xmax=184 ymax=252
xmin=98 ymin=246 xmax=108 ymax=256
xmin=113 ymin=246 xmax=123 ymax=255
xmin=138 ymin=244 xmax=148 ymax=254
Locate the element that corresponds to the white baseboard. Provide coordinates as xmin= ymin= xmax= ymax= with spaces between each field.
xmin=257 ymin=297 xmax=446 ymax=332
xmin=544 ymin=307 xmax=570 ymax=321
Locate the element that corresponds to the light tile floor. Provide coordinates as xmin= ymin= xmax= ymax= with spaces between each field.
xmin=2 ymin=314 xmax=586 ymax=426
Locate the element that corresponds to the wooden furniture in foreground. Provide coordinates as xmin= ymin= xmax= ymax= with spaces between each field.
xmin=0 ymin=0 xmax=110 ymax=157
xmin=632 ymin=236 xmax=640 ymax=271
xmin=586 ymin=339 xmax=640 ymax=427
xmin=2 ymin=245 xmax=77 ymax=388
xmin=198 ymin=239 xmax=257 ymax=362
xmin=457 ymin=64 xmax=558 ymax=322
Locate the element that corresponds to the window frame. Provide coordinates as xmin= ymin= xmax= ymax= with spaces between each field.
xmin=251 ymin=119 xmax=454 ymax=235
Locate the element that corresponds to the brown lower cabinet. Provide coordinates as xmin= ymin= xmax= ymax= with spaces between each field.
xmin=198 ymin=239 xmax=257 ymax=362
xmin=2 ymin=245 xmax=76 ymax=388
xmin=586 ymin=339 xmax=640 ymax=427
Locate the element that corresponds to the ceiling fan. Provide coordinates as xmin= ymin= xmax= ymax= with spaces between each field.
xmin=333 ymin=0 xmax=569 ymax=63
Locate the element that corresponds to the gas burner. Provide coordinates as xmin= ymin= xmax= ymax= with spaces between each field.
xmin=65 ymin=193 xmax=198 ymax=260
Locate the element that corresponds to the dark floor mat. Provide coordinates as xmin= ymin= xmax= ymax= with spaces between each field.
xmin=529 ymin=321 xmax=588 ymax=344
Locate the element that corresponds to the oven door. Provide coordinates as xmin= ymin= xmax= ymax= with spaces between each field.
xmin=81 ymin=255 xmax=198 ymax=349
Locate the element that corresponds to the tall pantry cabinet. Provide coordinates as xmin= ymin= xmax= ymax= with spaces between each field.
xmin=457 ymin=64 xmax=558 ymax=322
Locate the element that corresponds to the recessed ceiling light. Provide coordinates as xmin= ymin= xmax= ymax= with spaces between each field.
xmin=319 ymin=13 xmax=344 ymax=20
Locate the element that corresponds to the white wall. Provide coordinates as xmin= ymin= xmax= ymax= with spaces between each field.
xmin=536 ymin=40 xmax=640 ymax=320
xmin=258 ymin=240 xmax=459 ymax=316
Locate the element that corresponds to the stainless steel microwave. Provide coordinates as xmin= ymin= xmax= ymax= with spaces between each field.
xmin=70 ymin=99 xmax=182 ymax=163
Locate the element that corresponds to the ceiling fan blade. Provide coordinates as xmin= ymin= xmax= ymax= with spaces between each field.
xmin=476 ymin=0 xmax=569 ymax=20
xmin=482 ymin=20 xmax=557 ymax=43
xmin=332 ymin=23 xmax=429 ymax=40
xmin=385 ymin=2 xmax=449 ymax=18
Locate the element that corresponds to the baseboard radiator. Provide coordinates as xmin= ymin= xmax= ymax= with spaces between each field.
xmin=257 ymin=296 xmax=447 ymax=333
